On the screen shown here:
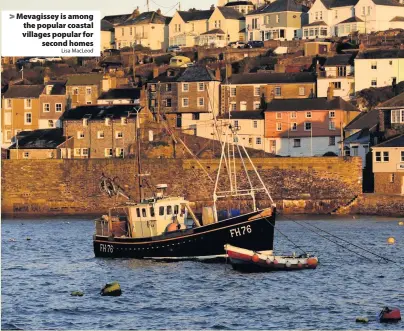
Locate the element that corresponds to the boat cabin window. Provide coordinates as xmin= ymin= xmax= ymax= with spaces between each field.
xmin=174 ymin=205 xmax=179 ymax=215
xmin=167 ymin=206 xmax=172 ymax=215
xmin=136 ymin=208 xmax=140 ymax=217
xmin=159 ymin=206 xmax=164 ymax=216
xmin=142 ymin=208 xmax=147 ymax=217
xmin=150 ymin=207 xmax=155 ymax=217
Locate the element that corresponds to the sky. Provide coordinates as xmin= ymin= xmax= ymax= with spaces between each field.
xmin=0 ymin=0 xmax=220 ymax=17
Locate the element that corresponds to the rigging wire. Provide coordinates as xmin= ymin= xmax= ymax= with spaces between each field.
xmin=150 ymin=0 xmax=179 ymax=9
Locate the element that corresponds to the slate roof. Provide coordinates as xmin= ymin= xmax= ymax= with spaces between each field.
xmin=321 ymin=0 xmax=359 ymax=8
xmin=324 ymin=54 xmax=354 ymax=66
xmin=374 ymin=134 xmax=404 ymax=147
xmin=248 ymin=0 xmax=309 ymax=15
xmin=177 ymin=10 xmax=213 ymax=22
xmin=201 ymin=28 xmax=226 ymax=35
xmin=390 ymin=16 xmax=404 ymax=22
xmin=218 ymin=6 xmax=245 ymax=19
xmin=226 ymin=72 xmax=316 ymax=84
xmin=102 ymin=14 xmax=131 ymax=25
xmin=4 ymin=85 xmax=44 ymax=98
xmin=118 ymin=11 xmax=168 ymax=26
xmin=101 ymin=19 xmax=114 ymax=31
xmin=343 ymin=129 xmax=371 ymax=144
xmin=377 ymin=91 xmax=404 ymax=108
xmin=98 ymin=88 xmax=141 ymax=100
xmin=46 ymin=81 xmax=66 ymax=95
xmin=177 ymin=66 xmax=218 ymax=82
xmin=218 ymin=111 xmax=264 ymax=119
xmin=225 ymin=1 xmax=254 ymax=6
xmin=62 ymin=105 xmax=141 ymax=120
xmin=345 ymin=109 xmax=379 ymax=130
xmin=9 ymin=129 xmax=67 ymax=149
xmin=338 ymin=16 xmax=364 ymax=24
xmin=149 ymin=68 xmax=186 ymax=83
xmin=66 ymin=73 xmax=103 ymax=86
xmin=303 ymin=20 xmax=328 ymax=27
xmin=372 ymin=0 xmax=404 ymax=7
xmin=356 ymin=49 xmax=404 ymax=59
xmin=265 ymin=97 xmax=358 ymax=111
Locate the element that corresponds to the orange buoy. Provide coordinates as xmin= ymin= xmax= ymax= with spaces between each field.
xmin=252 ymin=254 xmax=260 ymax=263
xmin=166 ymin=223 xmax=178 ymax=232
xmin=307 ymin=257 xmax=318 ymax=267
xmin=387 ymin=237 xmax=395 ymax=245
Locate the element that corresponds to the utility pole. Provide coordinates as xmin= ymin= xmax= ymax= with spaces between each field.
xmin=179 ymin=2 xmax=181 ymax=11
xmin=146 ymin=0 xmax=150 ymax=12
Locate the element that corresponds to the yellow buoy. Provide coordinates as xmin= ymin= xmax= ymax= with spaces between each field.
xmin=387 ymin=237 xmax=395 ymax=244
xmin=398 ymin=221 xmax=404 ymax=226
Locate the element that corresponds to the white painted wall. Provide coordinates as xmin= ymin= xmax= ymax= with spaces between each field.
xmin=344 ymin=142 xmax=369 ymax=167
xmin=318 ymin=77 xmax=354 ymax=100
xmin=265 ymin=136 xmax=340 ymax=156
xmin=97 ymin=99 xmax=139 ymax=105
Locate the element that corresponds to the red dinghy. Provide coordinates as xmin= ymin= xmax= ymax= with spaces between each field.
xmin=224 ymin=244 xmax=318 ymax=272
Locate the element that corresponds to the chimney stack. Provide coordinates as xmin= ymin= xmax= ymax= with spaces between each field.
xmin=153 ymin=66 xmax=159 ymax=79
xmin=327 ymin=82 xmax=334 ymax=101
xmin=226 ymin=63 xmax=232 ymax=79
xmin=215 ymin=68 xmax=221 ymax=80
xmin=156 ymin=8 xmax=162 ymax=15
xmin=44 ymin=74 xmax=50 ymax=84
xmin=132 ymin=7 xmax=140 ymax=18
xmin=210 ymin=4 xmax=215 ymax=11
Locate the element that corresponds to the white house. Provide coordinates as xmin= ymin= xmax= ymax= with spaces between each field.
xmin=317 ymin=54 xmax=355 ymax=100
xmin=354 ymin=49 xmax=404 ymax=93
xmin=101 ymin=20 xmax=115 ymax=51
xmin=97 ymin=88 xmax=141 ymax=105
xmin=207 ymin=6 xmax=246 ymax=43
xmin=223 ymin=1 xmax=255 ymax=15
xmin=246 ymin=0 xmax=309 ymax=41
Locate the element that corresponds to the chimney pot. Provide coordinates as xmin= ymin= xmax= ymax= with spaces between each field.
xmin=210 ymin=4 xmax=215 ymax=11
xmin=156 ymin=8 xmax=161 ymax=15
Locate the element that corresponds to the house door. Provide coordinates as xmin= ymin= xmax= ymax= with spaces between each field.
xmin=269 ymin=140 xmax=276 ymax=154
xmin=319 ymin=45 xmax=327 ymax=54
xmin=176 ymin=114 xmax=182 ymax=128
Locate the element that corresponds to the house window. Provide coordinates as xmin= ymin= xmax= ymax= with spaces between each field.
xmin=371 ymin=62 xmax=377 ymax=70
xmin=82 ymin=148 xmax=89 ymax=157
xmin=329 ymin=121 xmax=336 ymax=130
xmin=164 ymin=99 xmax=172 ymax=107
xmin=276 ymin=15 xmax=279 ymax=23
xmin=73 ymin=88 xmax=79 ymax=95
xmin=337 ymin=67 xmax=346 ymax=77
xmin=86 ymin=101 xmax=92 ymax=105
xmin=240 ymin=101 xmax=247 ymax=111
xmin=83 ymin=118 xmax=88 ymax=126
xmin=182 ymin=98 xmax=189 ymax=107
xmin=383 ymin=151 xmax=389 ymax=162
xmin=293 ymin=139 xmax=301 ymax=148
xmin=165 ymin=84 xmax=172 ymax=92
xmin=254 ymin=86 xmax=260 ymax=96
xmin=276 ymin=112 xmax=282 ymax=119
xmin=55 ymin=103 xmax=62 ymax=112
xmin=335 ymin=10 xmax=338 ymax=18
xmin=375 ymin=151 xmax=389 ymax=162
xmin=77 ymin=131 xmax=84 ymax=139
xmin=333 ymin=82 xmax=341 ymax=89
xmin=390 ymin=173 xmax=395 ymax=183
xmin=254 ymin=102 xmax=260 ymax=110
xmin=230 ymin=102 xmax=236 ymax=111
xmin=105 ymin=148 xmax=113 ymax=158
xmin=97 ymin=131 xmax=104 ymax=139
xmin=329 ymin=136 xmax=335 ymax=146
xmin=116 ymin=131 xmax=123 ymax=139
xmin=86 ymin=87 xmax=92 ymax=95
xmin=291 ymin=122 xmax=297 ymax=131
xmin=274 ymin=87 xmax=281 ymax=97
xmin=304 ymin=122 xmax=312 ymax=131
xmin=74 ymin=148 xmax=81 ymax=156
xmin=329 ymin=111 xmax=335 ymax=118
xmin=198 ymin=97 xmax=204 ymax=107
xmin=5 ymin=99 xmax=12 ymax=109
xmin=253 ymin=121 xmax=258 ymax=129
xmin=256 ymin=137 xmax=262 ymax=145
xmin=234 ymin=120 xmax=239 ymax=128
xmin=401 ymin=151 xmax=404 ymax=162
xmin=391 ymin=110 xmax=404 ymax=123
xmin=192 ymin=113 xmax=200 ymax=120
xmin=24 ymin=112 xmax=32 ymax=125
xmin=116 ymin=148 xmax=124 ymax=158
xmin=43 ymin=103 xmax=50 ymax=112
xmin=299 ymin=87 xmax=305 ymax=96
xmin=352 ymin=146 xmax=359 ymax=156
xmin=25 ymin=99 xmax=32 ymax=109
xmin=345 ymin=149 xmax=351 ymax=157
xmin=389 ymin=61 xmax=393 ymax=65
xmin=182 ymin=83 xmax=189 ymax=92
xmin=290 ymin=111 xmax=297 ymax=119
xmin=276 ymin=122 xmax=282 ymax=131
xmin=105 ymin=118 xmax=111 ymax=126
xmin=198 ymin=83 xmax=204 ymax=91
xmin=23 ymin=152 xmax=30 ymax=159
xmin=230 ymin=87 xmax=236 ymax=97
xmin=371 ymin=79 xmax=377 ymax=87
xmin=121 ymin=117 xmax=128 ymax=125
xmin=306 ymin=112 xmax=312 ymax=118
xmin=48 ymin=120 xmax=54 ymax=128
xmin=5 ymin=130 xmax=12 ymax=142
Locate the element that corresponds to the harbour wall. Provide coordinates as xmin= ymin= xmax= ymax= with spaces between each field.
xmin=1 ymin=157 xmax=365 ymax=217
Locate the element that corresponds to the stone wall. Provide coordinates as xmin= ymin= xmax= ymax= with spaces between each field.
xmin=352 ymin=194 xmax=404 ymax=217
xmin=374 ymin=172 xmax=404 ymax=195
xmin=1 ymin=157 xmax=362 ymax=216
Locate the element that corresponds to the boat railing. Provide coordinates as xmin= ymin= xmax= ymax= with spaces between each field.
xmin=95 ymin=218 xmax=109 ymax=236
xmin=95 ymin=216 xmax=129 ymax=237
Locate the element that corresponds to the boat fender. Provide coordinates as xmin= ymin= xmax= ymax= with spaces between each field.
xmin=252 ymin=254 xmax=260 ymax=263
xmin=307 ymin=257 xmax=318 ymax=267
xmin=273 ymin=259 xmax=278 ymax=265
xmin=265 ymin=258 xmax=272 ymax=265
xmin=100 ymin=282 xmax=122 ymax=296
xmin=297 ymin=261 xmax=303 ymax=268
xmin=355 ymin=317 xmax=368 ymax=323
xmin=398 ymin=221 xmax=404 ymax=226
xmin=285 ymin=261 xmax=291 ymax=268
xmin=379 ymin=307 xmax=401 ymax=323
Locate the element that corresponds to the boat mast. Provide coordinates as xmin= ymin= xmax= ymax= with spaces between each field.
xmin=134 ymin=106 xmax=145 ymax=202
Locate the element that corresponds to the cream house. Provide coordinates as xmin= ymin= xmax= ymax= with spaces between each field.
xmin=223 ymin=1 xmax=255 ymax=14
xmin=246 ymin=0 xmax=309 ymax=41
xmin=115 ymin=9 xmax=170 ymax=50
xmin=207 ymin=6 xmax=246 ymax=43
xmin=372 ymin=134 xmax=404 ymax=195
xmin=169 ymin=9 xmax=214 ymax=47
xmin=354 ymin=49 xmax=404 ymax=93
xmin=101 ymin=20 xmax=115 ymax=51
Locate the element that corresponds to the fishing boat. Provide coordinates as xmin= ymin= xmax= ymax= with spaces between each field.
xmin=224 ymin=244 xmax=318 ymax=272
xmin=93 ymin=115 xmax=276 ymax=260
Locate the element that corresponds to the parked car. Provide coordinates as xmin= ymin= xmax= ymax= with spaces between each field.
xmin=247 ymin=41 xmax=265 ymax=48
xmin=16 ymin=57 xmax=32 ymax=65
xmin=29 ymin=57 xmax=46 ymax=64
xmin=45 ymin=57 xmax=63 ymax=62
xmin=167 ymin=45 xmax=181 ymax=53
xmin=229 ymin=41 xmax=248 ymax=49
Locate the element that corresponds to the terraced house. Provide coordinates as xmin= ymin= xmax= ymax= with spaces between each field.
xmin=246 ymin=0 xmax=309 ymax=41
xmin=66 ymin=73 xmax=104 ymax=108
xmin=114 ymin=8 xmax=170 ymax=50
